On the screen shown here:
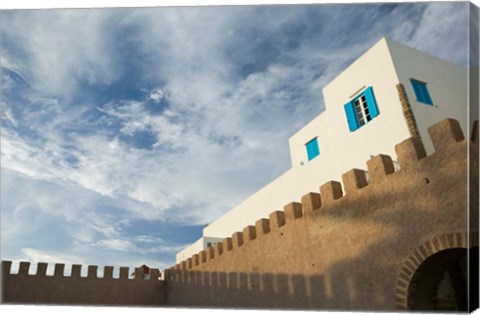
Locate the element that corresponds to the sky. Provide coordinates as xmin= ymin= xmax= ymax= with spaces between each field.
xmin=0 ymin=1 xmax=474 ymax=274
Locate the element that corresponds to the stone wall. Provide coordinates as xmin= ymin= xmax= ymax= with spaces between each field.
xmin=2 ymin=261 xmax=166 ymax=306
xmin=166 ymin=118 xmax=479 ymax=311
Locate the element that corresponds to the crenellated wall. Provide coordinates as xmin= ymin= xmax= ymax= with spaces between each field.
xmin=1 ymin=261 xmax=166 ymax=306
xmin=166 ymin=118 xmax=479 ymax=310
xmin=2 ymin=118 xmax=478 ymax=310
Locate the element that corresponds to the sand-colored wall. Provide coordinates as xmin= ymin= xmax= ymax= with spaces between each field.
xmin=168 ymin=118 xmax=478 ymax=311
xmin=1 ymin=262 xmax=166 ymax=306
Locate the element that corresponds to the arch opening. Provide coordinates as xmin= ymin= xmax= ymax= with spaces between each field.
xmin=407 ymin=247 xmax=478 ymax=311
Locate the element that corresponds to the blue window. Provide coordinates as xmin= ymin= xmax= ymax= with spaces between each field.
xmin=343 ymin=86 xmax=379 ymax=132
xmin=410 ymin=79 xmax=433 ymax=105
xmin=305 ymin=138 xmax=320 ymax=161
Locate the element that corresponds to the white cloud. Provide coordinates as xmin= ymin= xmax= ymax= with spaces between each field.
xmin=148 ymin=88 xmax=166 ymax=103
xmin=2 ymin=108 xmax=18 ymax=127
xmin=0 ymin=171 xmax=175 ymax=271
xmin=19 ymin=248 xmax=86 ymax=266
xmin=93 ymin=236 xmax=187 ymax=254
xmin=393 ymin=2 xmax=469 ymax=66
xmin=135 ymin=235 xmax=162 ymax=243
xmin=405 ymin=2 xmax=469 ymax=66
xmin=95 ymin=239 xmax=133 ymax=252
xmin=2 ymin=10 xmax=120 ymax=99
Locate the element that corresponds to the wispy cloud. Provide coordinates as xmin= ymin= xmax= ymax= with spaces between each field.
xmin=95 ymin=239 xmax=134 ymax=252
xmin=1 ymin=10 xmax=121 ymax=100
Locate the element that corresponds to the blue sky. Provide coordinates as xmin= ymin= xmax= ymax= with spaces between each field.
xmin=0 ymin=2 xmax=472 ymax=273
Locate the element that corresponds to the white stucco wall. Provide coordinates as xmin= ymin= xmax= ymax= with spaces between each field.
xmin=289 ymin=38 xmax=411 ymax=173
xmin=176 ymin=38 xmax=470 ymax=263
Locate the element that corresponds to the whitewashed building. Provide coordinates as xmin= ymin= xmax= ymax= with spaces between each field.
xmin=176 ymin=37 xmax=473 ymax=263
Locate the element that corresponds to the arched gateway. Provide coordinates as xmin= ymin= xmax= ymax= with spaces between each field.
xmin=396 ymin=232 xmax=479 ymax=311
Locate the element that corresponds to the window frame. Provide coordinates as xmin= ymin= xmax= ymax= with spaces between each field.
xmin=353 ymin=93 xmax=371 ymax=127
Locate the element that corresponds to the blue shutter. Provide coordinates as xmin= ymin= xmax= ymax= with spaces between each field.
xmin=411 ymin=81 xmax=423 ymax=101
xmin=420 ymin=84 xmax=433 ymax=105
xmin=411 ymin=80 xmax=433 ymax=105
xmin=344 ymin=101 xmax=359 ymax=132
xmin=364 ymin=86 xmax=379 ymax=118
xmin=306 ymin=138 xmax=320 ymax=161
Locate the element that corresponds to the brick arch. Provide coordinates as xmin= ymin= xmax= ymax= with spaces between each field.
xmin=395 ymin=231 xmax=479 ymax=310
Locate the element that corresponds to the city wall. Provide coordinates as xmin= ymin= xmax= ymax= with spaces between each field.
xmin=166 ymin=118 xmax=479 ymax=310
xmin=2 ymin=118 xmax=478 ymax=310
xmin=2 ymin=262 xmax=166 ymax=306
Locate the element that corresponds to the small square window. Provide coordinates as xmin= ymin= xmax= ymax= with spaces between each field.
xmin=306 ymin=138 xmax=320 ymax=161
xmin=410 ymin=79 xmax=433 ymax=105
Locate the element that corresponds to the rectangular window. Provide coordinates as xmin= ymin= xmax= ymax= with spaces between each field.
xmin=410 ymin=79 xmax=433 ymax=105
xmin=344 ymin=86 xmax=379 ymax=132
xmin=305 ymin=138 xmax=320 ymax=161
xmin=353 ymin=94 xmax=371 ymax=127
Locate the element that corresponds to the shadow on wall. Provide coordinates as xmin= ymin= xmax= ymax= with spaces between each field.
xmin=166 ymin=239 xmax=478 ymax=311
xmin=166 ymin=269 xmax=361 ymax=310
xmin=168 ymin=119 xmax=479 ymax=312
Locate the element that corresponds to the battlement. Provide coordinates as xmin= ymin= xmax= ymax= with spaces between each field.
xmin=170 ymin=118 xmax=478 ymax=273
xmin=2 ymin=261 xmax=162 ymax=281
xmin=2 ymin=260 xmax=166 ymax=305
